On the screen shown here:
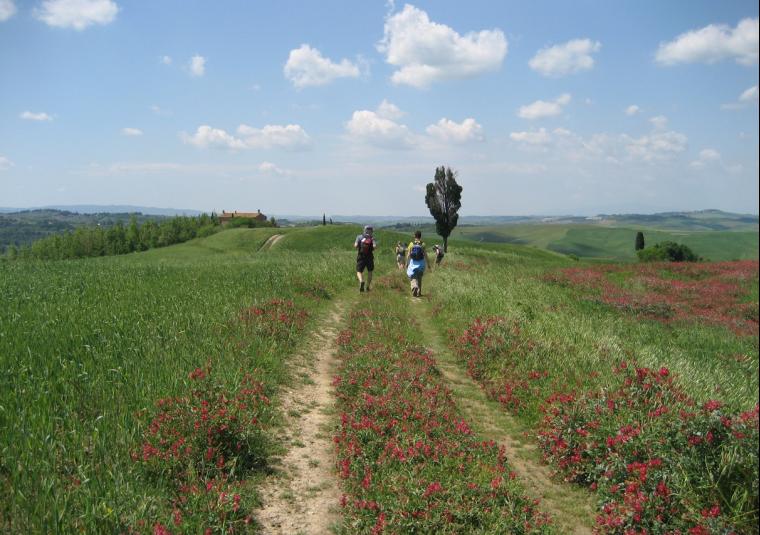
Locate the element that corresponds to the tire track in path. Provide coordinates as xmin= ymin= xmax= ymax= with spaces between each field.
xmin=416 ymin=303 xmax=597 ymax=535
xmin=259 ymin=234 xmax=285 ymax=251
xmin=255 ymin=299 xmax=346 ymax=534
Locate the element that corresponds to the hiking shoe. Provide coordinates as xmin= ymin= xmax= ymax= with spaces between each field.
xmin=412 ymin=287 xmax=418 ymax=297
xmin=359 ymin=281 xmax=365 ymax=292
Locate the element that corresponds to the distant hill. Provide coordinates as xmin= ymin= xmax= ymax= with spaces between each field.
xmin=0 ymin=204 xmax=205 ymax=216
xmin=0 ymin=209 xmax=174 ymax=251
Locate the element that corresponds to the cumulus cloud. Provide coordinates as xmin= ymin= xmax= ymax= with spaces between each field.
xmin=377 ymin=4 xmax=507 ymax=88
xmin=0 ymin=155 xmax=13 ymax=170
xmin=517 ymin=93 xmax=571 ymax=119
xmin=625 ymin=105 xmax=640 ymax=116
xmin=345 ymin=106 xmax=415 ymax=149
xmin=189 ymin=55 xmax=206 ymax=77
xmin=20 ymin=111 xmax=53 ymax=121
xmin=721 ymin=84 xmax=759 ymax=110
xmin=528 ymin=38 xmax=601 ymax=77
xmin=283 ymin=44 xmax=361 ymax=88
xmin=655 ymin=17 xmax=758 ymax=66
xmin=690 ymin=148 xmax=721 ymax=169
xmin=623 ymin=130 xmax=687 ymax=162
xmin=34 ymin=0 xmax=118 ymax=30
xmin=0 ymin=0 xmax=17 ymax=21
xmin=509 ymin=128 xmax=551 ymax=146
xmin=182 ymin=124 xmax=311 ymax=151
xmin=258 ymin=161 xmax=290 ymax=176
xmin=376 ymin=99 xmax=404 ymax=120
xmin=649 ymin=115 xmax=668 ymax=130
xmin=121 ymin=127 xmax=143 ymax=136
xmin=740 ymin=84 xmax=759 ymax=102
xmin=426 ymin=118 xmax=483 ymax=144
xmin=161 ymin=55 xmax=172 ymax=65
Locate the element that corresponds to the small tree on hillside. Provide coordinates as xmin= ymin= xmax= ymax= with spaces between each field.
xmin=425 ymin=166 xmax=462 ymax=252
xmin=322 ymin=213 xmax=326 ymax=226
xmin=635 ymin=231 xmax=645 ymax=251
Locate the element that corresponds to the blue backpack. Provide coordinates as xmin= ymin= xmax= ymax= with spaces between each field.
xmin=410 ymin=241 xmax=425 ymax=261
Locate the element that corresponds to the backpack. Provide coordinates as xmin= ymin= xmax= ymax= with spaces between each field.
xmin=410 ymin=241 xmax=425 ymax=261
xmin=358 ymin=235 xmax=374 ymax=255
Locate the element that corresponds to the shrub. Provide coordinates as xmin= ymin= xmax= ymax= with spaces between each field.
xmin=637 ymin=241 xmax=700 ymax=262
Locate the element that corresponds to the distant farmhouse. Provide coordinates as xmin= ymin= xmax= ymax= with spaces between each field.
xmin=219 ymin=210 xmax=267 ymax=226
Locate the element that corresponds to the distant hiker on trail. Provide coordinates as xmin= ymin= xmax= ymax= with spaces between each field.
xmin=405 ymin=230 xmax=431 ymax=297
xmin=394 ymin=241 xmax=406 ymax=270
xmin=354 ymin=225 xmax=376 ymax=292
xmin=432 ymin=244 xmax=444 ymax=266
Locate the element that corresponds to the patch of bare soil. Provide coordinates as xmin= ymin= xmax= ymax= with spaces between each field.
xmin=260 ymin=234 xmax=284 ymax=251
xmin=255 ymin=303 xmax=345 ymax=534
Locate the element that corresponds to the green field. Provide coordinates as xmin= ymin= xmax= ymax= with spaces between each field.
xmin=1 ymin=226 xmax=757 ymax=533
xmin=452 ymin=224 xmax=759 ymax=261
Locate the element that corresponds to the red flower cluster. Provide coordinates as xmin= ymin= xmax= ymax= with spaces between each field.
xmin=545 ymin=260 xmax=759 ymax=336
xmin=239 ymin=299 xmax=309 ymax=341
xmin=333 ymin=307 xmax=553 ymax=533
xmin=131 ymin=366 xmax=270 ymax=533
xmin=538 ymin=363 xmax=759 ymax=533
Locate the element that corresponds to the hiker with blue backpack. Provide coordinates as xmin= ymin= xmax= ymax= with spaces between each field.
xmin=405 ymin=230 xmax=432 ymax=297
xmin=354 ymin=225 xmax=376 ymax=292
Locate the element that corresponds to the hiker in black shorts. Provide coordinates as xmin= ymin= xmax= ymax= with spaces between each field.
xmin=354 ymin=225 xmax=376 ymax=292
xmin=394 ymin=241 xmax=406 ymax=270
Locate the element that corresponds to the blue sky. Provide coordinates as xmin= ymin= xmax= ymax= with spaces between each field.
xmin=1 ymin=0 xmax=758 ymax=216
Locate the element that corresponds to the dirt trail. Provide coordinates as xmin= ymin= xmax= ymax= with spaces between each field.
xmin=260 ymin=234 xmax=285 ymax=251
xmin=416 ymin=304 xmax=597 ymax=535
xmin=255 ymin=300 xmax=345 ymax=534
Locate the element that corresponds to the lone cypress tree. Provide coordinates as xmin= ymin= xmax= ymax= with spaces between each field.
xmin=635 ymin=231 xmax=645 ymax=251
xmin=425 ymin=166 xmax=463 ymax=253
xmin=322 ymin=213 xmax=326 ymax=226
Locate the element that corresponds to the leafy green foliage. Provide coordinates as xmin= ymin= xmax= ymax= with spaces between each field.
xmin=637 ymin=241 xmax=700 ymax=262
xmin=425 ymin=166 xmax=463 ymax=252
xmin=634 ymin=231 xmax=645 ymax=251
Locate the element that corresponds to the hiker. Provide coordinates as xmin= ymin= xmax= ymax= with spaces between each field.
xmin=354 ymin=225 xmax=376 ymax=292
xmin=405 ymin=230 xmax=431 ymax=297
xmin=394 ymin=241 xmax=406 ymax=270
xmin=432 ymin=244 xmax=444 ymax=266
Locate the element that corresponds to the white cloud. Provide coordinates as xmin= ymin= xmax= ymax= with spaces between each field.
xmin=721 ymin=85 xmax=759 ymax=110
xmin=150 ymin=104 xmax=171 ymax=116
xmin=189 ymin=55 xmax=206 ymax=77
xmin=161 ymin=55 xmax=172 ymax=65
xmin=625 ymin=105 xmax=640 ymax=116
xmin=20 ymin=111 xmax=53 ymax=121
xmin=376 ymin=99 xmax=404 ymax=120
xmin=0 ymin=155 xmax=13 ymax=170
xmin=0 ymin=0 xmax=17 ymax=21
xmin=283 ymin=44 xmax=361 ymax=88
xmin=740 ymin=84 xmax=759 ymax=102
xmin=655 ymin=17 xmax=758 ymax=66
xmin=624 ymin=130 xmax=688 ymax=162
xmin=518 ymin=93 xmax=571 ymax=119
xmin=34 ymin=0 xmax=118 ymax=30
xmin=345 ymin=109 xmax=415 ymax=149
xmin=377 ymin=4 xmax=507 ymax=88
xmin=510 ymin=128 xmax=551 ymax=146
xmin=121 ymin=127 xmax=143 ymax=136
xmin=426 ymin=118 xmax=483 ymax=144
xmin=182 ymin=124 xmax=312 ymax=151
xmin=529 ymin=38 xmax=601 ymax=77
xmin=689 ymin=147 xmax=721 ymax=169
xmin=258 ymin=162 xmax=289 ymax=176
xmin=649 ymin=115 xmax=668 ymax=130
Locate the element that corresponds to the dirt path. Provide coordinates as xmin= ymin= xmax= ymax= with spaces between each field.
xmin=255 ymin=300 xmax=346 ymax=534
xmin=260 ymin=234 xmax=285 ymax=251
xmin=415 ymin=303 xmax=597 ymax=535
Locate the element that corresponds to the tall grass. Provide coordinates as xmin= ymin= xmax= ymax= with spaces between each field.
xmin=0 ymin=227 xmax=353 ymax=532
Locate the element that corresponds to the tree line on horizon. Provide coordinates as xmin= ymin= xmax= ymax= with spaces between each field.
xmin=4 ymin=214 xmax=222 ymax=261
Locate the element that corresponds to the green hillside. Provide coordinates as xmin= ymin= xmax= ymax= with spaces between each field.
xmin=453 ymin=224 xmax=759 ymax=261
xmin=1 ymin=226 xmax=757 ymax=533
